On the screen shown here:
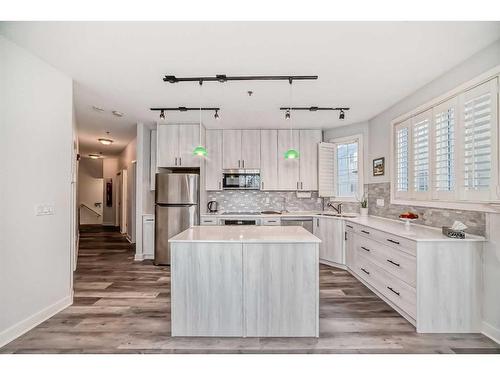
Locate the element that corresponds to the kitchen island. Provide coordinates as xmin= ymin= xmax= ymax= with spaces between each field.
xmin=168 ymin=225 xmax=321 ymax=337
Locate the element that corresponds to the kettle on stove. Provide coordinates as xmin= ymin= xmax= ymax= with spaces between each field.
xmin=207 ymin=200 xmax=218 ymax=213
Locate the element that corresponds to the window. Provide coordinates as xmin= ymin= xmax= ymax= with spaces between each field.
xmin=392 ymin=76 xmax=499 ymax=208
xmin=318 ymin=134 xmax=364 ymax=200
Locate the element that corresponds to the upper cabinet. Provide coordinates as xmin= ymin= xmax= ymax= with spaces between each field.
xmin=299 ymin=130 xmax=322 ymax=191
xmin=277 ymin=130 xmax=300 ymax=190
xmin=277 ymin=129 xmax=321 ymax=191
xmin=205 ymin=130 xmax=223 ymax=191
xmin=157 ymin=124 xmax=201 ymax=168
xmin=260 ymin=130 xmax=279 ymax=190
xmin=223 ymin=129 xmax=260 ymax=169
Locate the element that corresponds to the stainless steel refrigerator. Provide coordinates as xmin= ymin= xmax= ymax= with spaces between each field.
xmin=155 ymin=173 xmax=199 ymax=265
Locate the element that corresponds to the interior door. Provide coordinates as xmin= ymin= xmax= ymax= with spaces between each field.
xmin=157 ymin=124 xmax=179 ymax=167
xmin=277 ymin=129 xmax=300 ymax=190
xmin=223 ymin=130 xmax=242 ymax=169
xmin=179 ymin=125 xmax=200 ymax=167
xmin=240 ymin=130 xmax=261 ymax=169
xmin=260 ymin=130 xmax=279 ymax=190
xmin=299 ymin=130 xmax=322 ymax=191
xmin=205 ymin=130 xmax=223 ymax=190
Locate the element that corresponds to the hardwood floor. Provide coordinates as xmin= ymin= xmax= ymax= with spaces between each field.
xmin=1 ymin=225 xmax=499 ymax=354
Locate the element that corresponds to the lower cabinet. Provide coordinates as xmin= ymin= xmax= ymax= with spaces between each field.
xmin=142 ymin=215 xmax=155 ymax=259
xmin=345 ymin=222 xmax=482 ymax=333
xmin=314 ymin=217 xmax=344 ymax=265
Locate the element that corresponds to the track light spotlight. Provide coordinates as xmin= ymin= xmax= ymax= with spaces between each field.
xmin=214 ymin=109 xmax=220 ymax=120
xmin=285 ymin=109 xmax=291 ymax=120
xmin=159 ymin=109 xmax=165 ymax=120
xmin=339 ymin=109 xmax=345 ymax=120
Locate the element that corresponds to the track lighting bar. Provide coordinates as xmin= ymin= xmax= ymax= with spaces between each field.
xmin=164 ymin=74 xmax=318 ymax=84
xmin=150 ymin=107 xmax=220 ymax=111
xmin=279 ymin=106 xmax=350 ymax=111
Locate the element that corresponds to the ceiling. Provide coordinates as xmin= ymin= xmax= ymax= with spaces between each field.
xmin=1 ymin=21 xmax=499 ymax=156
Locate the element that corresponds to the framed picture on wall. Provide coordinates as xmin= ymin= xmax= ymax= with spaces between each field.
xmin=373 ymin=157 xmax=385 ymax=176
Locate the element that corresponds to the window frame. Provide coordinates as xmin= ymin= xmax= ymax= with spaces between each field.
xmin=328 ymin=134 xmax=364 ymax=202
xmin=390 ymin=65 xmax=500 ymax=212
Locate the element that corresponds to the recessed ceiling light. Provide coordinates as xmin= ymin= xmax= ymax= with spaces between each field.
xmin=98 ymin=138 xmax=113 ymax=145
xmin=92 ymin=105 xmax=104 ymax=112
xmin=88 ymin=154 xmax=101 ymax=159
xmin=112 ymin=110 xmax=124 ymax=117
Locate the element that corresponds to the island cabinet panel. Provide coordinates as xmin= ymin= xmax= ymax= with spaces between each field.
xmin=243 ymin=243 xmax=319 ymax=337
xmin=171 ymin=242 xmax=243 ymax=337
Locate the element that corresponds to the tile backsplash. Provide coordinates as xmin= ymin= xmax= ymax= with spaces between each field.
xmin=206 ymin=190 xmax=323 ymax=213
xmin=366 ymin=182 xmax=486 ymax=236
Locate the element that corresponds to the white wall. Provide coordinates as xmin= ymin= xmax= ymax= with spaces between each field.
xmin=0 ymin=36 xmax=74 ymax=346
xmin=118 ymin=138 xmax=137 ymax=243
xmin=78 ymin=158 xmax=104 ymax=225
xmin=102 ymin=157 xmax=119 ymax=226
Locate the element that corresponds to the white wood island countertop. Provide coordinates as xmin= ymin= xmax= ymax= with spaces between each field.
xmin=169 ymin=225 xmax=321 ymax=243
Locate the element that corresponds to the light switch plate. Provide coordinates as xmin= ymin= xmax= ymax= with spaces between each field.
xmin=376 ymin=198 xmax=385 ymax=207
xmin=35 ymin=204 xmax=55 ymax=216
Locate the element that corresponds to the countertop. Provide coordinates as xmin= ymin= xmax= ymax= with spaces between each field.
xmin=345 ymin=216 xmax=486 ymax=242
xmin=201 ymin=211 xmax=352 ymax=219
xmin=169 ymin=225 xmax=322 ymax=243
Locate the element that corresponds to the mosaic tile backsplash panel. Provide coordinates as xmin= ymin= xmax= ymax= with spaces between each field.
xmin=366 ymin=182 xmax=486 ymax=236
xmin=206 ymin=191 xmax=323 ymax=213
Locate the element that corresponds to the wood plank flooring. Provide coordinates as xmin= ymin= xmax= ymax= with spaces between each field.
xmin=1 ymin=225 xmax=499 ymax=354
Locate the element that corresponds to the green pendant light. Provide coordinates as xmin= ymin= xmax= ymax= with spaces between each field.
xmin=193 ymin=80 xmax=207 ymax=157
xmin=284 ymin=79 xmax=299 ymax=159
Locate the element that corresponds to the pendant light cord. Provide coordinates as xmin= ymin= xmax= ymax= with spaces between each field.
xmin=289 ymin=79 xmax=293 ymax=144
xmin=199 ymin=80 xmax=202 ymax=143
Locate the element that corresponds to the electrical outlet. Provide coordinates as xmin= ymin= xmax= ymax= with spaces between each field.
xmin=376 ymin=198 xmax=385 ymax=207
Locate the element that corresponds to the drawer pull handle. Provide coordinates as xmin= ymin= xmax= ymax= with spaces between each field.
xmin=361 ymin=267 xmax=370 ymax=275
xmin=387 ymin=259 xmax=400 ymax=267
xmin=361 ymin=246 xmax=370 ymax=252
xmin=387 ymin=239 xmax=400 ymax=245
xmin=387 ymin=286 xmax=400 ymax=296
xmin=346 ymin=224 xmax=353 ymax=229
xmin=361 ymin=230 xmax=370 ymax=234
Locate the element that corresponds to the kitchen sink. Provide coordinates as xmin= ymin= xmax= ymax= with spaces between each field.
xmin=321 ymin=212 xmax=357 ymax=218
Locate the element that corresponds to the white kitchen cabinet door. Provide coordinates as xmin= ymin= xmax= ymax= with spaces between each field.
xmin=277 ymin=130 xmax=300 ymax=190
xmin=299 ymin=130 xmax=321 ymax=191
xmin=178 ymin=125 xmax=200 ymax=167
xmin=315 ymin=218 xmax=344 ymax=265
xmin=150 ymin=129 xmax=158 ymax=190
xmin=205 ymin=130 xmax=223 ymax=190
xmin=142 ymin=216 xmax=155 ymax=259
xmin=241 ymin=130 xmax=261 ymax=169
xmin=345 ymin=225 xmax=356 ymax=270
xmin=222 ymin=130 xmax=242 ymax=169
xmin=157 ymin=124 xmax=179 ymax=168
xmin=260 ymin=130 xmax=279 ymax=190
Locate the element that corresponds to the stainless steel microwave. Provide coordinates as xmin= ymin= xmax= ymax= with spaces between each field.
xmin=222 ymin=169 xmax=260 ymax=190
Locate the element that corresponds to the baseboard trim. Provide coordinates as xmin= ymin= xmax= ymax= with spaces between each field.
xmin=320 ymin=259 xmax=347 ymax=269
xmin=482 ymin=321 xmax=500 ymax=344
xmin=134 ymin=253 xmax=144 ymax=261
xmin=0 ymin=294 xmax=73 ymax=348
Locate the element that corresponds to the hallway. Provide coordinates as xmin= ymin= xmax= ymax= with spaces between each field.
xmin=1 ymin=226 xmax=499 ymax=354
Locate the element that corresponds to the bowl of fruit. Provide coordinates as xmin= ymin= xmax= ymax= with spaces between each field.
xmin=399 ymin=211 xmax=419 ymax=229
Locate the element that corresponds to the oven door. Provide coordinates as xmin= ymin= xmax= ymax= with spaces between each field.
xmin=221 ymin=219 xmax=258 ymax=225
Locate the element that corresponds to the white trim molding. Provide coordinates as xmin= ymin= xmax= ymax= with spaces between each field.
xmin=0 ymin=294 xmax=72 ymax=348
xmin=482 ymin=321 xmax=500 ymax=344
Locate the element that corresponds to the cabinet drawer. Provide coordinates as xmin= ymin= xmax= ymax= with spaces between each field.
xmin=348 ymin=222 xmax=416 ymax=256
xmin=354 ymin=235 xmax=416 ymax=287
xmin=261 ymin=217 xmax=281 ymax=226
xmin=201 ymin=217 xmax=219 ymax=225
xmin=354 ymin=253 xmax=416 ymax=318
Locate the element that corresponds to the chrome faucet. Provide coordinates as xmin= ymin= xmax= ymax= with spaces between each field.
xmin=327 ymin=201 xmax=343 ymax=214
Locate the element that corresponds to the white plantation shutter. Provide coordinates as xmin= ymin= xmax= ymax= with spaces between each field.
xmin=394 ymin=120 xmax=411 ymax=199
xmin=433 ymin=98 xmax=457 ymax=200
xmin=318 ymin=142 xmax=335 ymax=197
xmin=459 ymin=78 xmax=499 ymax=201
xmin=412 ymin=110 xmax=432 ymax=199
